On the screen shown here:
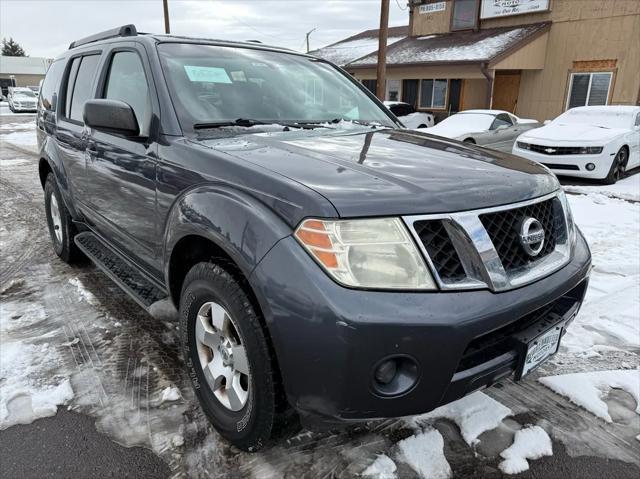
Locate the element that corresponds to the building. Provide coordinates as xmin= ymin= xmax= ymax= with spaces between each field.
xmin=315 ymin=0 xmax=640 ymax=122
xmin=0 ymin=56 xmax=52 ymax=91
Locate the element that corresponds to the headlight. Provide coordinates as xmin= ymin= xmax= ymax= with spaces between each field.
xmin=579 ymin=146 xmax=603 ymax=154
xmin=557 ymin=190 xmax=576 ymax=246
xmin=294 ymin=217 xmax=436 ymax=290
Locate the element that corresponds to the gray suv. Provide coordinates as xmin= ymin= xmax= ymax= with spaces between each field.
xmin=37 ymin=25 xmax=591 ymax=451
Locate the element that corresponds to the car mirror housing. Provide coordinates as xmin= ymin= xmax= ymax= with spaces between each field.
xmin=83 ymin=99 xmax=140 ymax=136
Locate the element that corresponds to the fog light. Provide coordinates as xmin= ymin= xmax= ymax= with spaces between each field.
xmin=371 ymin=355 xmax=419 ymax=397
xmin=374 ymin=359 xmax=398 ymax=385
xmin=586 ymin=163 xmax=595 ymax=171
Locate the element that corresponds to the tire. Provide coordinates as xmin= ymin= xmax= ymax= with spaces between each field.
xmin=44 ymin=173 xmax=83 ymax=263
xmin=418 ymin=124 xmax=427 ymax=129
xmin=603 ymin=147 xmax=627 ymax=185
xmin=463 ymin=138 xmax=475 ymax=144
xmin=179 ymin=262 xmax=278 ymax=451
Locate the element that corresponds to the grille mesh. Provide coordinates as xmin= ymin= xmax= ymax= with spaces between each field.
xmin=413 ymin=220 xmax=466 ymax=281
xmin=480 ymin=198 xmax=558 ymax=273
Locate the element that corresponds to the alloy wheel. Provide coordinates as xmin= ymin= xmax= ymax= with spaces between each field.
xmin=49 ymin=194 xmax=63 ymax=244
xmin=195 ymin=301 xmax=250 ymax=411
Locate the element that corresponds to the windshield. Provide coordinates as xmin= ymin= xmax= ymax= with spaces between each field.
xmin=14 ymin=89 xmax=36 ymax=98
xmin=436 ymin=113 xmax=495 ymax=130
xmin=553 ymin=109 xmax=632 ymax=129
xmin=158 ymin=43 xmax=396 ymax=131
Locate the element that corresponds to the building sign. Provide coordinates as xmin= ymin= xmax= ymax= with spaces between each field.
xmin=419 ymin=2 xmax=446 ymax=14
xmin=480 ymin=0 xmax=549 ymax=19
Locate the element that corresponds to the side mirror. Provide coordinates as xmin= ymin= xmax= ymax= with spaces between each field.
xmin=83 ymin=99 xmax=139 ymax=136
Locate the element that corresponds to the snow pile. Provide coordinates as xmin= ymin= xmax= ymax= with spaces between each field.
xmin=539 ymin=369 xmax=640 ymax=422
xmin=0 ymin=340 xmax=74 ymax=429
xmin=406 ymin=391 xmax=512 ymax=446
xmin=397 ymin=429 xmax=452 ymax=479
xmin=69 ymin=277 xmax=99 ymax=306
xmin=362 ymin=454 xmax=397 ymax=479
xmin=0 ymin=121 xmax=35 ymax=131
xmin=160 ymin=386 xmax=182 ymax=403
xmin=561 ymin=193 xmax=640 ymax=355
xmin=2 ymin=130 xmax=37 ymax=149
xmin=563 ymin=175 xmax=640 ymax=202
xmin=498 ymin=425 xmax=553 ymax=474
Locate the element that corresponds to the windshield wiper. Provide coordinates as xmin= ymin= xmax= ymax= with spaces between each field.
xmin=194 ymin=118 xmax=271 ymax=129
xmin=299 ymin=119 xmax=382 ymax=128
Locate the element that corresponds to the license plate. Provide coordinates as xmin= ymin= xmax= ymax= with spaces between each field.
xmin=519 ymin=323 xmax=564 ymax=378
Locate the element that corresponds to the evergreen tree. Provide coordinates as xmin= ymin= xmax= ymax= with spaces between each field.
xmin=1 ymin=38 xmax=26 ymax=56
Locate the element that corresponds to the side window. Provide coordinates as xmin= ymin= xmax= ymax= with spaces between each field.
xmin=491 ymin=114 xmax=513 ymax=130
xmin=39 ymin=60 xmax=64 ymax=111
xmin=64 ymin=57 xmax=81 ymax=117
xmin=635 ymin=113 xmax=640 ymax=127
xmin=103 ymin=51 xmax=149 ymax=131
xmin=66 ymin=55 xmax=101 ymax=123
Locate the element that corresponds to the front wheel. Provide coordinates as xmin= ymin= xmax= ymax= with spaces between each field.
xmin=463 ymin=138 xmax=475 ymax=144
xmin=603 ymin=147 xmax=627 ymax=185
xmin=179 ymin=262 xmax=279 ymax=451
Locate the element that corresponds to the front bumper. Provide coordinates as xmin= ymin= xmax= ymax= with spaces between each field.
xmin=249 ymin=230 xmax=591 ymax=423
xmin=512 ymin=146 xmax=614 ymax=179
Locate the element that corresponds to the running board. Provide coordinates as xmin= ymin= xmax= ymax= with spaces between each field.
xmin=74 ymin=232 xmax=168 ymax=311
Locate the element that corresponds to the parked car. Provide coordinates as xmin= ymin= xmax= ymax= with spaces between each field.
xmin=38 ymin=25 xmax=591 ymax=451
xmin=513 ymin=106 xmax=640 ymax=184
xmin=384 ymin=101 xmax=434 ymax=128
xmin=424 ymin=109 xmax=540 ymax=152
xmin=7 ymin=86 xmax=38 ymax=112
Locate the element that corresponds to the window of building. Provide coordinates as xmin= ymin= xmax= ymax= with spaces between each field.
xmin=386 ymin=79 xmax=401 ymax=102
xmin=103 ymin=51 xmax=149 ymax=131
xmin=362 ymin=79 xmax=377 ymax=95
xmin=567 ymin=72 xmax=612 ymax=109
xmin=451 ymin=0 xmax=479 ymax=31
xmin=66 ymin=55 xmax=101 ymax=123
xmin=420 ymin=79 xmax=447 ymax=109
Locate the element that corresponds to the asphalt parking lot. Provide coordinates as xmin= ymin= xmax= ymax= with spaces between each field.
xmin=1 ymin=110 xmax=638 ymax=478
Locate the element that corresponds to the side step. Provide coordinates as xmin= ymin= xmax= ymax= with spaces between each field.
xmin=75 ymin=232 xmax=168 ymax=311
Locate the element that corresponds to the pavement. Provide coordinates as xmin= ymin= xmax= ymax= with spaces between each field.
xmin=0 ymin=109 xmax=638 ymax=478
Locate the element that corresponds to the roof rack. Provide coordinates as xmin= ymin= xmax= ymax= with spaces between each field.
xmin=69 ymin=24 xmax=137 ymax=49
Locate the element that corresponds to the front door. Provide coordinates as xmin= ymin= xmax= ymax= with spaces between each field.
xmin=493 ymin=71 xmax=521 ymax=113
xmin=84 ymin=45 xmax=160 ymax=274
xmin=402 ymin=79 xmax=419 ymax=109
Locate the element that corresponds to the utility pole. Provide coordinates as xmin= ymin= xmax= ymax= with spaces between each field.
xmin=163 ymin=0 xmax=171 ymax=34
xmin=305 ymin=28 xmax=316 ymax=53
xmin=376 ymin=0 xmax=389 ymax=101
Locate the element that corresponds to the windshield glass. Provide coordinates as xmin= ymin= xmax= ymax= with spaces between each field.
xmin=553 ymin=109 xmax=632 ymax=129
xmin=437 ymin=113 xmax=495 ymax=130
xmin=14 ymin=89 xmax=36 ymax=97
xmin=158 ymin=43 xmax=396 ymax=131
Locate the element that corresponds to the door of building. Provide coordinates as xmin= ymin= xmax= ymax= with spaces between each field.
xmin=448 ymin=79 xmax=462 ymax=113
xmin=492 ymin=71 xmax=521 ymax=113
xmin=402 ymin=79 xmax=419 ymax=108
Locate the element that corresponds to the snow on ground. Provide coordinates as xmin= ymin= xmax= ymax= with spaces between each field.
xmin=406 ymin=391 xmax=512 ymax=446
xmin=539 ymin=369 xmax=640 ymax=422
xmin=362 ymin=454 xmax=397 ymax=479
xmin=397 ymin=429 xmax=452 ymax=479
xmin=0 ymin=103 xmax=34 ymax=117
xmin=560 ymin=191 xmax=640 ymax=356
xmin=498 ymin=425 xmax=553 ymax=474
xmin=1 ymin=130 xmax=37 ymax=150
xmin=564 ymin=174 xmax=640 ymax=202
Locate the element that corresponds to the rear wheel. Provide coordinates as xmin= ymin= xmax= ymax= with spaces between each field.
xmin=463 ymin=138 xmax=475 ymax=144
xmin=44 ymin=174 xmax=83 ymax=263
xmin=179 ymin=262 xmax=278 ymax=451
xmin=603 ymin=147 xmax=627 ymax=184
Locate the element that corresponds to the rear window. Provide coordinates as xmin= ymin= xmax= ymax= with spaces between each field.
xmin=39 ymin=60 xmax=64 ymax=111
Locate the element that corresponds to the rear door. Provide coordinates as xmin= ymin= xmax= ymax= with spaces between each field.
xmin=55 ymin=52 xmax=102 ymax=206
xmin=84 ymin=42 xmax=160 ymax=274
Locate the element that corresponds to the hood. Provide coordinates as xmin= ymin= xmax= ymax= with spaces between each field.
xmin=520 ymin=123 xmax=626 ymax=143
xmin=197 ymin=128 xmax=558 ymax=218
xmin=425 ymin=124 xmax=477 ymax=140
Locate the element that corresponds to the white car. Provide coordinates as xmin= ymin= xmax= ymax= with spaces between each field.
xmin=422 ymin=109 xmax=540 ymax=152
xmin=7 ymin=87 xmax=38 ymax=113
xmin=513 ymin=106 xmax=640 ymax=184
xmin=384 ymin=101 xmax=434 ymax=128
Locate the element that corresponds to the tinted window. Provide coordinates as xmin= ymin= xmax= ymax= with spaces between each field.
xmin=568 ymin=72 xmax=612 ymax=109
xmin=64 ymin=57 xmax=81 ymax=117
xmin=420 ymin=79 xmax=447 ymax=108
xmin=103 ymin=51 xmax=149 ymax=131
xmin=39 ymin=60 xmax=64 ymax=111
xmin=68 ymin=55 xmax=101 ymax=122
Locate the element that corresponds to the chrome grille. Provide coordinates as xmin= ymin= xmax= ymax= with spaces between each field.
xmin=404 ymin=192 xmax=571 ymax=292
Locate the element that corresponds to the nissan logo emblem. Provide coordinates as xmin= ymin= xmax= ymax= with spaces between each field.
xmin=520 ymin=217 xmax=545 ymax=256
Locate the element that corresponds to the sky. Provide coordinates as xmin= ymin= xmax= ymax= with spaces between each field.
xmin=0 ymin=0 xmax=409 ymax=59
